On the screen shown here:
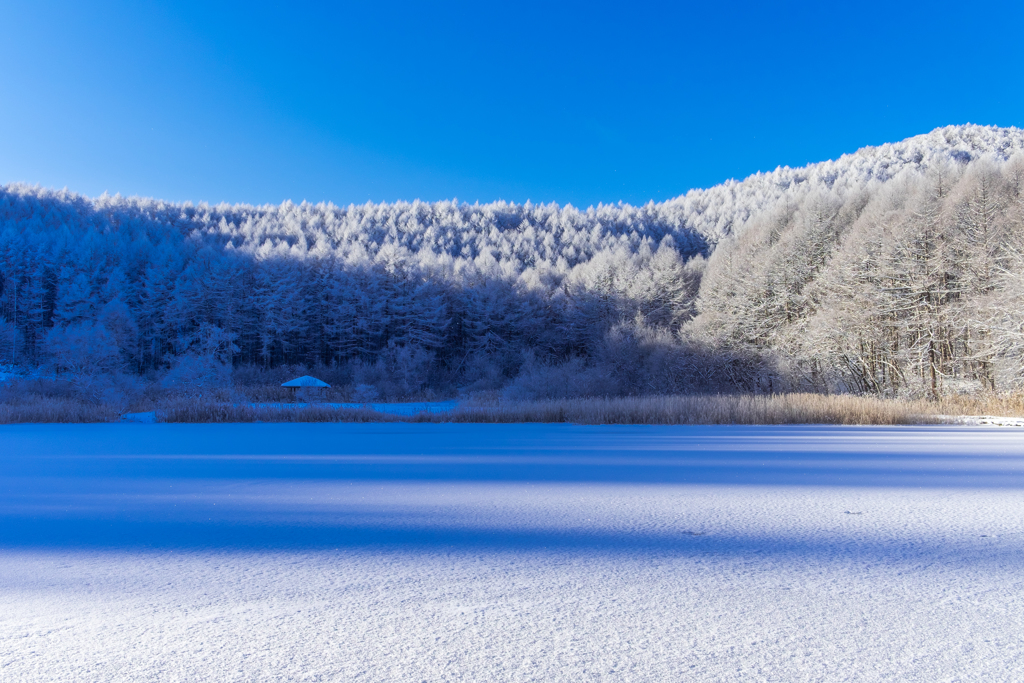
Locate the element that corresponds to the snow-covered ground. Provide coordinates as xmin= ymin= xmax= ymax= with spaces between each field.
xmin=252 ymin=400 xmax=460 ymax=415
xmin=948 ymin=414 xmax=1024 ymax=427
xmin=1 ymin=424 xmax=1023 ymax=682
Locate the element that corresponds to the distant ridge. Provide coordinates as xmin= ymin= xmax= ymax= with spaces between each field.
xmin=664 ymin=124 xmax=1024 ymax=241
xmin=3 ymin=124 xmax=1022 ymax=259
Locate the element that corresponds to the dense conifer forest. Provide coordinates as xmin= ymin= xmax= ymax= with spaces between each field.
xmin=3 ymin=124 xmax=1024 ymax=401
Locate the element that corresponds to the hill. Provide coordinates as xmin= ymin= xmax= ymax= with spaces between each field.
xmin=1 ymin=124 xmax=1023 ymax=399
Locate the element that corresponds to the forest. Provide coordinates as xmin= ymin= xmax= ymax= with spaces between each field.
xmin=2 ymin=124 xmax=1024 ymax=404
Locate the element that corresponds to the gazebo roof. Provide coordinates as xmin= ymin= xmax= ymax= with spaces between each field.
xmin=281 ymin=375 xmax=331 ymax=388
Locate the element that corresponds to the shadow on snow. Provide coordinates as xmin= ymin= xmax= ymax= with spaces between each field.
xmin=1 ymin=423 xmax=1023 ymax=557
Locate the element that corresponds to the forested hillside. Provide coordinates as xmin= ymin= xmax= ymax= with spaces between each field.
xmin=2 ymin=124 xmax=1024 ymax=400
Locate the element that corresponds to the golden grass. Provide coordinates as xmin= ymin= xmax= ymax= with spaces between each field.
xmin=157 ymin=400 xmax=406 ymax=423
xmin=155 ymin=393 xmax=954 ymax=425
xmin=445 ymin=394 xmax=948 ymax=425
xmin=5 ymin=392 xmax=1024 ymax=425
xmin=935 ymin=393 xmax=1024 ymax=418
xmin=0 ymin=397 xmax=120 ymax=423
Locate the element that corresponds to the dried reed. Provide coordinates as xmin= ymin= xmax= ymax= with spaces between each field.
xmin=6 ymin=392 xmax=1024 ymax=425
xmin=155 ymin=393 xmax=952 ymax=425
xmin=0 ymin=397 xmax=120 ymax=423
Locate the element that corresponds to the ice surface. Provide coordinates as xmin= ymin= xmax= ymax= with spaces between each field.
xmin=1 ymin=424 xmax=1023 ymax=681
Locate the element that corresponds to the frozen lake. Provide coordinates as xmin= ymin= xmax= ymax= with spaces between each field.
xmin=2 ymin=424 xmax=1023 ymax=681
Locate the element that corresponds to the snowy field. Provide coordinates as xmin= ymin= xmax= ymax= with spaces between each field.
xmin=1 ymin=424 xmax=1023 ymax=682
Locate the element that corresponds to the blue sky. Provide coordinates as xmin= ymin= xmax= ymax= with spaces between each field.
xmin=2 ymin=0 xmax=1022 ymax=207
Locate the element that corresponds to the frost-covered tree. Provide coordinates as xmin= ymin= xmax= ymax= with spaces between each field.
xmin=2 ymin=124 xmax=1024 ymax=398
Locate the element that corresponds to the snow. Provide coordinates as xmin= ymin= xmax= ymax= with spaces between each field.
xmin=120 ymin=410 xmax=157 ymax=423
xmin=949 ymin=414 xmax=1024 ymax=427
xmin=251 ymin=400 xmax=460 ymax=415
xmin=281 ymin=375 xmax=331 ymax=388
xmin=1 ymin=423 xmax=1023 ymax=681
xmin=0 ymin=365 xmax=32 ymax=385
xmin=328 ymin=400 xmax=460 ymax=415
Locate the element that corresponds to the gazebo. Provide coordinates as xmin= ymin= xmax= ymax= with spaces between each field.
xmin=281 ymin=375 xmax=331 ymax=400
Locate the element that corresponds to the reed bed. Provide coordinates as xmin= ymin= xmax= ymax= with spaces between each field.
xmin=935 ymin=393 xmax=1024 ymax=418
xmin=157 ymin=400 xmax=405 ymax=423
xmin=155 ymin=393 xmax=952 ymax=425
xmin=445 ymin=394 xmax=947 ymax=425
xmin=0 ymin=397 xmax=121 ymax=423
xmin=5 ymin=392 xmax=1023 ymax=425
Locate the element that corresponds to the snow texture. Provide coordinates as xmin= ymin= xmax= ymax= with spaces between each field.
xmin=120 ymin=410 xmax=157 ymax=423
xmin=2 ymin=423 xmax=1023 ymax=681
xmin=328 ymin=401 xmax=460 ymax=415
xmin=952 ymin=415 xmax=1024 ymax=427
xmin=251 ymin=401 xmax=460 ymax=415
xmin=280 ymin=376 xmax=331 ymax=388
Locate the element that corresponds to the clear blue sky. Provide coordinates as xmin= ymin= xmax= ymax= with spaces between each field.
xmin=2 ymin=0 xmax=1022 ymax=207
